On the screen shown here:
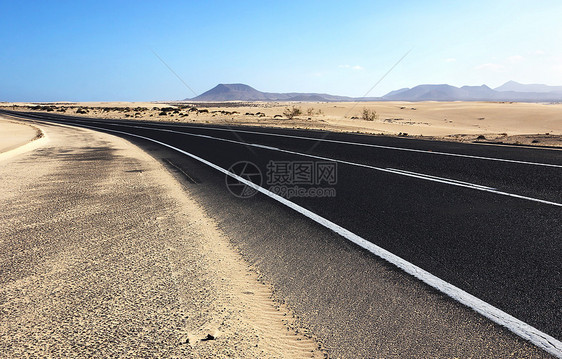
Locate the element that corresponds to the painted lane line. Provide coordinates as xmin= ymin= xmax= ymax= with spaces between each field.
xmin=19 ymin=115 xmax=562 ymax=207
xmin=88 ymin=119 xmax=562 ymax=168
xmin=386 ymin=168 xmax=496 ymax=190
xmin=30 ymin=117 xmax=562 ymax=207
xmin=86 ymin=122 xmax=562 ymax=207
xmin=41 ymin=121 xmax=562 ymax=358
xmin=4 ymin=111 xmax=562 ymax=168
xmin=173 ymin=125 xmax=562 ymax=167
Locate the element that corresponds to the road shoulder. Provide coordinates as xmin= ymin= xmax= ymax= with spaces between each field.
xmin=0 ymin=117 xmax=47 ymax=161
xmin=0 ymin=121 xmax=323 ymax=358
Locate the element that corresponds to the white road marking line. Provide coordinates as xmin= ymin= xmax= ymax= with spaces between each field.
xmin=83 ymin=122 xmax=562 ymax=207
xmin=98 ymin=120 xmax=562 ymax=168
xmin=15 ymin=115 xmax=562 ymax=207
xmin=386 ymin=168 xmax=496 ymax=190
xmin=5 ymin=112 xmax=562 ymax=167
xmin=38 ymin=121 xmax=562 ymax=358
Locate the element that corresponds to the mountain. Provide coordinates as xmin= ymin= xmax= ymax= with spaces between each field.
xmin=188 ymin=83 xmax=380 ymax=102
xmin=381 ymin=84 xmax=497 ymax=101
xmin=381 ymin=83 xmax=562 ymax=102
xmin=382 ymin=84 xmax=460 ymax=101
xmin=494 ymin=80 xmax=562 ymax=94
xmin=187 ymin=82 xmax=562 ymax=102
xmin=383 ymin=87 xmax=410 ymax=97
xmin=191 ymin=83 xmax=273 ymax=101
xmin=460 ymin=84 xmax=497 ymax=98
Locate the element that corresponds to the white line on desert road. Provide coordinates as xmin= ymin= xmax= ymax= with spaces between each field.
xmin=4 ymin=112 xmax=562 ymax=167
xmin=11 ymin=114 xmax=562 ymax=207
xmin=40 ymin=121 xmax=562 ymax=358
xmin=78 ymin=121 xmax=562 ymax=207
xmin=92 ymin=120 xmax=562 ymax=168
xmin=385 ymin=168 xmax=496 ymax=190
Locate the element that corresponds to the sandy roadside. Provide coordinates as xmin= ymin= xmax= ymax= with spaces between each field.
xmin=3 ymin=100 xmax=562 ymax=147
xmin=0 ymin=118 xmax=43 ymax=154
xmin=0 ymin=120 xmax=324 ymax=358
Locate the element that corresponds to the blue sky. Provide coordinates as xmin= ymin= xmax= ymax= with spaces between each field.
xmin=1 ymin=0 xmax=561 ymax=101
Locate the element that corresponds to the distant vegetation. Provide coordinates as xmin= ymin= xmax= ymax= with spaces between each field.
xmin=283 ymin=106 xmax=302 ymax=119
xmin=361 ymin=108 xmax=377 ymax=121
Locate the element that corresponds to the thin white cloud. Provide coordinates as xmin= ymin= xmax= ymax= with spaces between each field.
xmin=535 ymin=50 xmax=545 ymax=55
xmin=475 ymin=63 xmax=504 ymax=71
xmin=507 ymin=55 xmax=524 ymax=63
xmin=339 ymin=64 xmax=364 ymax=70
xmin=444 ymin=58 xmax=456 ymax=62
xmin=552 ymin=64 xmax=562 ymax=74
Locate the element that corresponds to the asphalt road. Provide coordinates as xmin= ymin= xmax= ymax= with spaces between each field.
xmin=3 ymin=110 xmax=561 ymax=357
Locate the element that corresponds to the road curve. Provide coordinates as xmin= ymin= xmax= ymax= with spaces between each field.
xmin=3 ymin=110 xmax=561 ymax=358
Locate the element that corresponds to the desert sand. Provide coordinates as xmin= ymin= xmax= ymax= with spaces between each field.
xmin=3 ymin=100 xmax=561 ymax=146
xmin=0 ymin=118 xmax=48 ymax=162
xmin=0 ymin=119 xmax=42 ymax=153
xmin=0 ymin=118 xmax=324 ymax=358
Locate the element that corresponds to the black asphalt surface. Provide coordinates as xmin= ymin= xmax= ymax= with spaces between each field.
xmin=4 ymin=110 xmax=561 ymax=356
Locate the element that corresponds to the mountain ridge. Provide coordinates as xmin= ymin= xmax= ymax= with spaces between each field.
xmin=187 ymin=81 xmax=562 ymax=102
xmin=494 ymin=80 xmax=562 ymax=94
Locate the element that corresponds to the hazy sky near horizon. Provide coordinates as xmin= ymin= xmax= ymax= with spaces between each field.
xmin=1 ymin=0 xmax=561 ymax=101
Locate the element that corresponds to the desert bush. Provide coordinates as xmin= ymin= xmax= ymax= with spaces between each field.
xmin=283 ymin=106 xmax=302 ymax=119
xmin=361 ymin=108 xmax=377 ymax=121
xmin=306 ymin=107 xmax=314 ymax=116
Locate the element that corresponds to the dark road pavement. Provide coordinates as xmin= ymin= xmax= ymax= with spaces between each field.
xmin=3 ymin=110 xmax=561 ymax=357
